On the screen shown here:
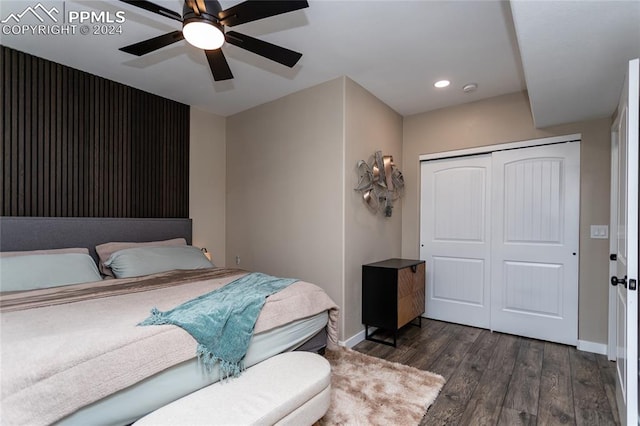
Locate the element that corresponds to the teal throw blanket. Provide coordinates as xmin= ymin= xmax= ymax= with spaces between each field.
xmin=139 ymin=272 xmax=297 ymax=378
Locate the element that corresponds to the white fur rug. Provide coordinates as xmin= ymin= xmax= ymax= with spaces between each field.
xmin=318 ymin=347 xmax=445 ymax=425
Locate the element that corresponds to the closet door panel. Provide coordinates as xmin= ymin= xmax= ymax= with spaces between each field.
xmin=420 ymin=155 xmax=492 ymax=328
xmin=491 ymin=142 xmax=580 ymax=345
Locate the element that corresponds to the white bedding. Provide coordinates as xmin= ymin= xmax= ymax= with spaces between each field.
xmin=58 ymin=312 xmax=329 ymax=426
xmin=0 ymin=268 xmax=339 ymax=426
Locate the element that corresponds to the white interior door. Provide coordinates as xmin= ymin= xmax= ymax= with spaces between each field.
xmin=420 ymin=155 xmax=492 ymax=328
xmin=491 ymin=143 xmax=580 ymax=345
xmin=608 ymin=134 xmax=619 ymax=361
xmin=612 ymin=57 xmax=639 ymax=426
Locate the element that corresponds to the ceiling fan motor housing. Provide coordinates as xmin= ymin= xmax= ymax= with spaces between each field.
xmin=183 ymin=0 xmax=223 ymax=31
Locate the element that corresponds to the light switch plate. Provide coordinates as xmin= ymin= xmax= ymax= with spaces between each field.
xmin=590 ymin=225 xmax=609 ymax=239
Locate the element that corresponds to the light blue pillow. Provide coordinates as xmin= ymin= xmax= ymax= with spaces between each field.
xmin=105 ymin=246 xmax=214 ymax=279
xmin=0 ymin=253 xmax=102 ymax=292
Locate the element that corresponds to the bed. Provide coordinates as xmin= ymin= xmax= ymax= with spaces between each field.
xmin=0 ymin=217 xmax=339 ymax=426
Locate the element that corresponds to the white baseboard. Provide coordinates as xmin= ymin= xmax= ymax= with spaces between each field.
xmin=577 ymin=339 xmax=608 ymax=355
xmin=339 ymin=328 xmax=370 ymax=348
xmin=342 ymin=330 xmax=608 ymax=355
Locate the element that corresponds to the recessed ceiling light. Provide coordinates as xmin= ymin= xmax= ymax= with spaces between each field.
xmin=434 ymin=80 xmax=450 ymax=88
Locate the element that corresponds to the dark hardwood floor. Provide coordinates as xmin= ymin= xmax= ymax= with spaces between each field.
xmin=352 ymin=319 xmax=619 ymax=426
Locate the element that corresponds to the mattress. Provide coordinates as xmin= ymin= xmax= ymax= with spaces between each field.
xmin=57 ymin=311 xmax=329 ymax=426
xmin=2 ymin=268 xmax=339 ymax=425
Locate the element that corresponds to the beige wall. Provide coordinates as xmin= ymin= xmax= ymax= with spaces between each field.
xmin=194 ymin=86 xmax=611 ymax=345
xmin=344 ymin=79 xmax=403 ymax=339
xmin=189 ymin=107 xmax=227 ymax=266
xmin=225 ymin=78 xmax=345 ymax=325
xmin=402 ymin=91 xmax=612 ymax=344
xmin=224 ymin=77 xmax=403 ymax=340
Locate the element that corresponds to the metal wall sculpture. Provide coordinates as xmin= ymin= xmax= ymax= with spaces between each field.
xmin=354 ymin=151 xmax=404 ymax=217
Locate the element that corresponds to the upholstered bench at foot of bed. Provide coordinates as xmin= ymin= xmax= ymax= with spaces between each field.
xmin=133 ymin=352 xmax=331 ymax=426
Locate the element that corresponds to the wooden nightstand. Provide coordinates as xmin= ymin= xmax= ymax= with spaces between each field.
xmin=362 ymin=258 xmax=425 ymax=347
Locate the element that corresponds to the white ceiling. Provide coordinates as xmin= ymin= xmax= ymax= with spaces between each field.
xmin=511 ymin=0 xmax=640 ymax=128
xmin=1 ymin=0 xmax=639 ymax=126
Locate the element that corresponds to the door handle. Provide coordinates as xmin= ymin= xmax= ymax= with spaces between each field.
xmin=611 ymin=275 xmax=628 ymax=287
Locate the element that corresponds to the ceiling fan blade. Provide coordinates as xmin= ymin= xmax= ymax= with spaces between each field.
xmin=120 ymin=31 xmax=184 ymax=56
xmin=225 ymin=31 xmax=302 ymax=68
xmin=218 ymin=1 xmax=308 ymax=27
xmin=205 ymin=49 xmax=234 ymax=81
xmin=185 ymin=0 xmax=197 ymax=14
xmin=119 ymin=0 xmax=182 ymax=22
xmin=195 ymin=0 xmax=208 ymax=14
xmin=185 ymin=0 xmax=212 ymax=15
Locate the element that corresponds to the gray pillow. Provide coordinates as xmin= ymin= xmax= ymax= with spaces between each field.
xmin=105 ymin=246 xmax=214 ymax=279
xmin=0 ymin=253 xmax=102 ymax=292
xmin=96 ymin=238 xmax=187 ymax=277
xmin=0 ymin=247 xmax=89 ymax=258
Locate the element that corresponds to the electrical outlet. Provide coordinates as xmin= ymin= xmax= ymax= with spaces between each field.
xmin=235 ymin=256 xmax=241 ymax=265
xmin=590 ymin=225 xmax=609 ymax=239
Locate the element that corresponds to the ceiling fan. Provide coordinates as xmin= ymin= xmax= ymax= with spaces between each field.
xmin=119 ymin=0 xmax=309 ymax=81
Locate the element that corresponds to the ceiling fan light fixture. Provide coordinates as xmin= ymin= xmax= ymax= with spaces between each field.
xmin=119 ymin=0 xmax=309 ymax=82
xmin=183 ymin=20 xmax=225 ymax=50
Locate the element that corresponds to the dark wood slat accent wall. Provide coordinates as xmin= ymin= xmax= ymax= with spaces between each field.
xmin=0 ymin=46 xmax=189 ymax=218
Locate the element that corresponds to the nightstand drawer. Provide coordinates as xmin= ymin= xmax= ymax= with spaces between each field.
xmin=397 ymin=263 xmax=425 ymax=328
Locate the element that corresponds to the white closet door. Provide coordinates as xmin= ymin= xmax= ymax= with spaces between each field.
xmin=420 ymin=155 xmax=492 ymax=328
xmin=490 ymin=143 xmax=580 ymax=345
